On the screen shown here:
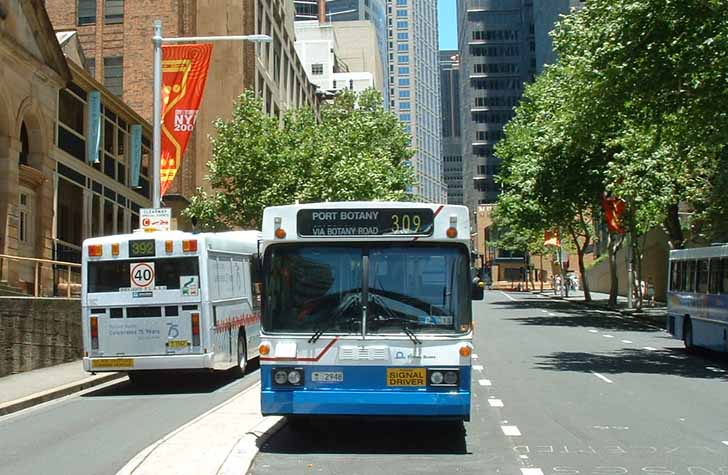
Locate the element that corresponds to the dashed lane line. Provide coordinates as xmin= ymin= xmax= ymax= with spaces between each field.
xmin=621 ymin=339 xmax=633 ymax=344
xmin=591 ymin=371 xmax=614 ymax=384
xmin=500 ymin=291 xmax=518 ymax=302
xmin=521 ymin=469 xmax=544 ymax=475
xmin=589 ymin=330 xmax=599 ymax=333
xmin=478 ymin=379 xmax=492 ymax=386
xmin=722 ymin=441 xmax=728 ymax=447
xmin=643 ymin=346 xmax=658 ymax=351
xmin=541 ymin=310 xmax=549 ymax=313
xmin=473 ymin=364 xmax=484 ymax=371
xmin=472 ymin=353 xmax=479 ymax=360
xmin=488 ymin=398 xmax=504 ymax=408
xmin=501 ymin=425 xmax=522 ymax=436
xmin=603 ymin=334 xmax=614 ymax=338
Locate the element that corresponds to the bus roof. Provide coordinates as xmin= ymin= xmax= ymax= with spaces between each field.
xmin=83 ymin=230 xmax=261 ymax=256
xmin=670 ymin=244 xmax=728 ymax=260
xmin=261 ymin=202 xmax=470 ymax=244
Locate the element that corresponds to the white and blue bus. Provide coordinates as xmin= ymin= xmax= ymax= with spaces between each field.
xmin=258 ymin=202 xmax=482 ymax=420
xmin=667 ymin=244 xmax=728 ymax=352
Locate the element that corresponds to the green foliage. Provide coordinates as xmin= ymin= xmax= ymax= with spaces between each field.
xmin=494 ymin=0 xmax=728 ymax=251
xmin=183 ymin=89 xmax=414 ymax=229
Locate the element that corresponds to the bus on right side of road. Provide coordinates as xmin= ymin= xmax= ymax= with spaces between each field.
xmin=667 ymin=244 xmax=728 ymax=352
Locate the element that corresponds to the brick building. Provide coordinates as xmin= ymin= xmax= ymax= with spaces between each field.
xmin=44 ymin=0 xmax=319 ymax=220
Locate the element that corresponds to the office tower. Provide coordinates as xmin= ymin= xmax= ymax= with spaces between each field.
xmin=388 ymin=0 xmax=446 ymax=203
xmin=440 ymin=50 xmax=463 ymax=205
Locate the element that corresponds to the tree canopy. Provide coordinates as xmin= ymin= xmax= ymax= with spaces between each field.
xmin=183 ymin=89 xmax=414 ymax=229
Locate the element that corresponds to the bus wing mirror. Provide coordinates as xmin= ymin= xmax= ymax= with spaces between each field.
xmin=472 ymin=278 xmax=484 ymax=301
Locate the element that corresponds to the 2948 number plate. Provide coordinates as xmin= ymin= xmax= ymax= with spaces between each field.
xmin=312 ymin=371 xmax=344 ymax=382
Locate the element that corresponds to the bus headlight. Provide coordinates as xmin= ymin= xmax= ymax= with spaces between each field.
xmin=427 ymin=368 xmax=459 ymax=387
xmin=430 ymin=371 xmax=444 ymax=385
xmin=274 ymin=369 xmax=288 ymax=385
xmin=272 ymin=367 xmax=304 ymax=386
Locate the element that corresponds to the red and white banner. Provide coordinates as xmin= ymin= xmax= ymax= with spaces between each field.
xmin=160 ymin=44 xmax=213 ymax=197
xmin=602 ymin=196 xmax=627 ymax=234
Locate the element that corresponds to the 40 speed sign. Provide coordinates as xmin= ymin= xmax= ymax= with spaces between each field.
xmin=130 ymin=262 xmax=155 ymax=289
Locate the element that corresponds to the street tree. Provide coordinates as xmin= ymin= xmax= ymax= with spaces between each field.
xmin=183 ymin=89 xmax=414 ymax=229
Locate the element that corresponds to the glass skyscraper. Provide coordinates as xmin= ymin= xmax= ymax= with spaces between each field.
xmin=387 ymin=0 xmax=446 ymax=203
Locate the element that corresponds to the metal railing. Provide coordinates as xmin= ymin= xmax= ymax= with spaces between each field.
xmin=0 ymin=253 xmax=82 ymax=298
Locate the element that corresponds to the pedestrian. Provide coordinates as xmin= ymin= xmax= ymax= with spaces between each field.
xmin=647 ymin=278 xmax=655 ymax=307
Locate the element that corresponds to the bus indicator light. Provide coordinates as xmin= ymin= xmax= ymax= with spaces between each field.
xmin=275 ymin=228 xmax=287 ymax=239
xmin=88 ymin=244 xmax=103 ymax=257
xmin=446 ymin=227 xmax=458 ymax=238
xmin=111 ymin=243 xmax=120 ymax=256
xmin=90 ymin=316 xmax=99 ymax=350
xmin=191 ymin=313 xmax=201 ymax=346
xmin=183 ymin=240 xmax=198 ymax=252
xmin=259 ymin=343 xmax=270 ymax=356
xmin=459 ymin=345 xmax=472 ymax=357
xmin=165 ymin=240 xmax=174 ymax=253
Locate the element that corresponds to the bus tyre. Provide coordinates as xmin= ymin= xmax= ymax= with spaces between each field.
xmin=683 ymin=318 xmax=694 ymax=351
xmin=236 ymin=332 xmax=248 ymax=376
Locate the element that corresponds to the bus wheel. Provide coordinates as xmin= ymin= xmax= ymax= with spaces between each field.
xmin=683 ymin=318 xmax=694 ymax=351
xmin=236 ymin=332 xmax=248 ymax=376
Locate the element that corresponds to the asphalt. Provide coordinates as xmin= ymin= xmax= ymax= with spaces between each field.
xmin=249 ymin=290 xmax=728 ymax=474
xmin=0 ymin=363 xmax=261 ymax=475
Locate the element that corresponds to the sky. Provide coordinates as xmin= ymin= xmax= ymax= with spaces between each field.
xmin=438 ymin=1 xmax=458 ymax=51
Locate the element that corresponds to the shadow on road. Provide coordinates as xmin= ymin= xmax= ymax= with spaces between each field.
xmin=82 ymin=359 xmax=260 ymax=397
xmin=534 ymin=347 xmax=728 ymax=380
xmin=507 ymin=314 xmax=657 ymax=332
xmin=258 ymin=417 xmax=468 ymax=455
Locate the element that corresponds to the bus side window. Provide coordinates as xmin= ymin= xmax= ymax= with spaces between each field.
xmin=685 ymin=260 xmax=695 ymax=292
xmin=670 ymin=261 xmax=679 ymax=291
xmin=709 ymin=258 xmax=722 ymax=294
xmin=250 ymin=256 xmax=262 ymax=310
xmin=697 ymin=259 xmax=709 ymax=293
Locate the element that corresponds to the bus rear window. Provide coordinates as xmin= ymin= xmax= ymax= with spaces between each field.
xmin=87 ymin=257 xmax=199 ymax=293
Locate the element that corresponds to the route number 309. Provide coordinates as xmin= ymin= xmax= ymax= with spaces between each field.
xmin=391 ymin=214 xmax=422 ymax=233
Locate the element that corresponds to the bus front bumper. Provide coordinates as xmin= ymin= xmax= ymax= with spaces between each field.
xmin=83 ymin=353 xmax=214 ymax=372
xmin=261 ymin=390 xmax=471 ymax=420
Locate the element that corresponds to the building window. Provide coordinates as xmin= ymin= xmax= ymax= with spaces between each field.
xmin=399 ymin=113 xmax=411 ymax=121
xmin=397 ymin=0 xmax=407 ymax=4
xmin=397 ymin=32 xmax=408 ymax=40
xmin=399 ymin=90 xmax=410 ymax=98
xmin=104 ymin=56 xmax=124 ymax=97
xmin=19 ymin=122 xmax=29 ymax=166
xmin=400 ymin=102 xmax=411 ymax=110
xmin=311 ymin=63 xmax=323 ymax=75
xmin=398 ymin=66 xmax=409 ymax=75
xmin=398 ymin=78 xmax=410 ymax=86
xmin=78 ymin=0 xmax=96 ymax=25
xmin=105 ymin=0 xmax=123 ymax=24
xmin=397 ymin=55 xmax=409 ymax=63
xmin=18 ymin=188 xmax=34 ymax=246
xmin=396 ymin=20 xmax=408 ymax=29
xmin=396 ymin=10 xmax=407 ymax=17
xmin=397 ymin=44 xmax=409 ymax=52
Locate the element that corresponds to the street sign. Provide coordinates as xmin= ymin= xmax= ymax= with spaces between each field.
xmin=130 ymin=262 xmax=155 ymax=290
xmin=140 ymin=208 xmax=172 ymax=231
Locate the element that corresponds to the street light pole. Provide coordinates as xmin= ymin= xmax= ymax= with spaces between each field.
xmin=150 ymin=21 xmax=272 ymax=209
xmin=152 ymin=20 xmax=162 ymax=209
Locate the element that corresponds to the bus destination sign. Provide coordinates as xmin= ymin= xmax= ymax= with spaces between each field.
xmin=297 ymin=208 xmax=434 ymax=237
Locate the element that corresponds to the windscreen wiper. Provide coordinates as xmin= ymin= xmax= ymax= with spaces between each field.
xmin=308 ymin=293 xmax=361 ymax=344
xmin=368 ymin=293 xmax=422 ymax=345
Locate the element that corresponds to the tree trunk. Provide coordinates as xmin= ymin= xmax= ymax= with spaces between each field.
xmin=539 ymin=254 xmax=544 ymax=293
xmin=607 ymin=233 xmax=623 ymax=309
xmin=663 ymin=203 xmax=684 ymax=249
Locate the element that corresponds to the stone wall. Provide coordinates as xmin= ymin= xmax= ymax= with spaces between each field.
xmin=0 ymin=297 xmax=82 ymax=377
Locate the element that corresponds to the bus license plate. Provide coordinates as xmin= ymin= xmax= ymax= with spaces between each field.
xmin=312 ymin=371 xmax=344 ymax=382
xmin=167 ymin=340 xmax=189 ymax=349
xmin=92 ymin=358 xmax=134 ymax=369
xmin=387 ymin=368 xmax=426 ymax=386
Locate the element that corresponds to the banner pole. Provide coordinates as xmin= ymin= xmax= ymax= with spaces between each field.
xmin=152 ymin=20 xmax=163 ymax=209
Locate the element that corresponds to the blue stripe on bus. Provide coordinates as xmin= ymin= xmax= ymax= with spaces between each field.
xmin=260 ymin=365 xmax=471 ymax=418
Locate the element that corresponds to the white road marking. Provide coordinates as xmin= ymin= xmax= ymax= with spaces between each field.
xmin=472 ymin=353 xmax=479 ymax=360
xmin=621 ymin=339 xmax=633 ymax=344
xmin=589 ymin=329 xmax=599 ymax=333
xmin=722 ymin=441 xmax=728 ymax=447
xmin=541 ymin=310 xmax=549 ymax=313
xmin=500 ymin=291 xmax=518 ymax=301
xmin=478 ymin=379 xmax=492 ymax=386
xmin=473 ymin=364 xmax=484 ymax=371
xmin=603 ymin=334 xmax=614 ymax=338
xmin=501 ymin=425 xmax=522 ymax=436
xmin=519 ymin=455 xmax=529 ymax=460
xmin=521 ymin=469 xmax=544 ymax=475
xmin=643 ymin=346 xmax=658 ymax=351
xmin=547 ymin=312 xmax=556 ymax=316
xmin=706 ymin=367 xmax=726 ymax=373
xmin=488 ymin=398 xmax=504 ymax=407
xmin=591 ymin=371 xmax=614 ymax=384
